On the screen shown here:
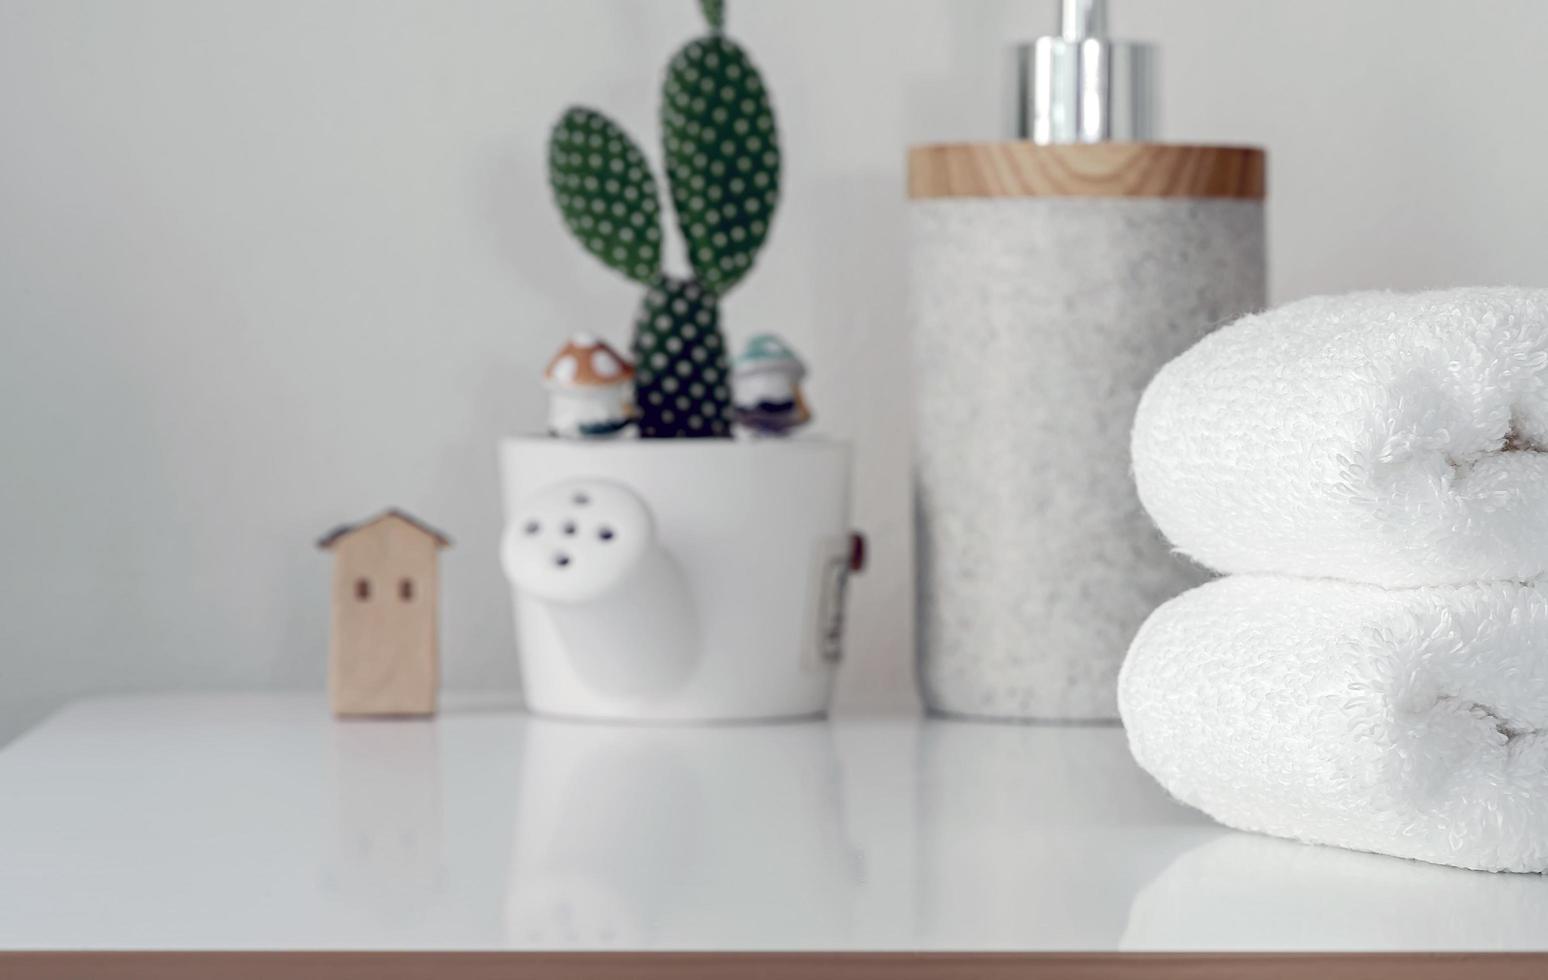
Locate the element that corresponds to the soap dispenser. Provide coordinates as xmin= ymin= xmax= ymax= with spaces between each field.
xmin=907 ymin=0 xmax=1266 ymax=721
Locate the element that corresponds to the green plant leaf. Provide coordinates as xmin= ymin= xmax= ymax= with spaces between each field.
xmin=661 ymin=36 xmax=780 ymax=296
xmin=631 ymin=276 xmax=733 ymax=438
xmin=699 ymin=0 xmax=724 ymax=30
xmin=547 ymin=106 xmax=663 ymax=285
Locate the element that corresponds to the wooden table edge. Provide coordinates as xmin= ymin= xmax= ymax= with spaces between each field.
xmin=3 ymin=951 xmax=1546 ymax=980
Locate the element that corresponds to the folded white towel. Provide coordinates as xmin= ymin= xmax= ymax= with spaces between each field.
xmin=1118 ymin=574 xmax=1548 ymax=873
xmin=1132 ymin=287 xmax=1548 ymax=586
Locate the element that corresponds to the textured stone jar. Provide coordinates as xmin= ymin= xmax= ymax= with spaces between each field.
xmin=907 ymin=142 xmax=1267 ymax=721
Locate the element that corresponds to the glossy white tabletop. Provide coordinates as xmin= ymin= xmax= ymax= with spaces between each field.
xmin=0 ymin=694 xmax=1544 ymax=952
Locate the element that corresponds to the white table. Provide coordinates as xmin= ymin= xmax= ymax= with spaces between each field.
xmin=1 ymin=695 xmax=1545 ymax=978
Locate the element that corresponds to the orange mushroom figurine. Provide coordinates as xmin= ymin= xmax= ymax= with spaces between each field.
xmin=544 ymin=334 xmax=637 ymax=438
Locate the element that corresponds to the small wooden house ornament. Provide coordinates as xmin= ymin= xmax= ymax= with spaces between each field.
xmin=317 ymin=509 xmax=451 ymax=717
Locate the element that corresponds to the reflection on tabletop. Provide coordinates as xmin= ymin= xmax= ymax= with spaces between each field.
xmin=1121 ymin=831 xmax=1548 ymax=951
xmin=504 ymin=720 xmax=857 ymax=948
xmin=0 ymin=694 xmax=1544 ymax=951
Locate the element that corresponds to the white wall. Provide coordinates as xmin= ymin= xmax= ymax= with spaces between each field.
xmin=3 ymin=0 xmax=1547 ymax=743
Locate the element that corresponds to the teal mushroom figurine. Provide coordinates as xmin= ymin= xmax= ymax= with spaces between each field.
xmin=732 ymin=334 xmax=810 ymax=436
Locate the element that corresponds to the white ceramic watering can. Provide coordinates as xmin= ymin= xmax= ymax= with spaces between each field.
xmin=499 ymin=438 xmax=859 ymax=722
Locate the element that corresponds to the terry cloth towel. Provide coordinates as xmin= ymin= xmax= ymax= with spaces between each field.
xmin=1132 ymin=287 xmax=1548 ymax=587
xmin=1118 ymin=575 xmax=1548 ymax=873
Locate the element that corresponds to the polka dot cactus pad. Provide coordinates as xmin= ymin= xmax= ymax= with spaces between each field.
xmin=543 ymin=1 xmax=780 ymax=439
xmin=660 ymin=34 xmax=780 ymax=298
xmin=547 ymin=107 xmax=664 ymax=286
xmin=631 ymin=276 xmax=734 ymax=438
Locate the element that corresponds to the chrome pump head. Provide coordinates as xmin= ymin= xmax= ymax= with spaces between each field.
xmin=1006 ymin=0 xmax=1156 ymax=143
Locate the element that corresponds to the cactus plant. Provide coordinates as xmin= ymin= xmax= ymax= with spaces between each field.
xmin=547 ymin=0 xmax=780 ymax=438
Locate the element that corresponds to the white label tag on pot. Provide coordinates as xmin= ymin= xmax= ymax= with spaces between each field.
xmin=803 ymin=535 xmax=852 ymax=671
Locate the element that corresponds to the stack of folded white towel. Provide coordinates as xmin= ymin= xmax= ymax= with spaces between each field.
xmin=1120 ymin=287 xmax=1548 ymax=874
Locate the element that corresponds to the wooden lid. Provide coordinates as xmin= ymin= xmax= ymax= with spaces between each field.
xmin=907 ymin=142 xmax=1265 ymax=200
